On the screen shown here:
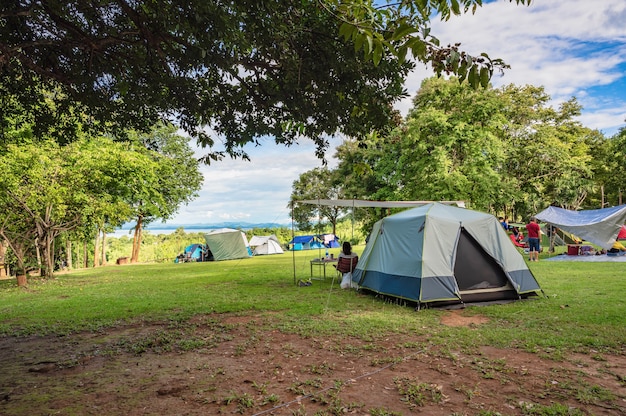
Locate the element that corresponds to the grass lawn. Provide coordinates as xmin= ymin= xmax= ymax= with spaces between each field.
xmin=1 ymin=247 xmax=625 ymax=355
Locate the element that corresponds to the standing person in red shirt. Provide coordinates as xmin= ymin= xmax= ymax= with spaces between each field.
xmin=526 ymin=217 xmax=541 ymax=262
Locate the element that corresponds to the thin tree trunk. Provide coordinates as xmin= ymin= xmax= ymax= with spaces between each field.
xmin=131 ymin=215 xmax=143 ymax=263
xmin=75 ymin=241 xmax=81 ymax=269
xmin=66 ymin=239 xmax=72 ymax=270
xmin=101 ymin=231 xmax=107 ymax=266
xmin=35 ymin=237 xmax=42 ymax=275
xmin=0 ymin=239 xmax=7 ymax=278
xmin=83 ymin=240 xmax=88 ymax=268
xmin=43 ymin=233 xmax=54 ymax=277
xmin=93 ymin=232 xmax=100 ymax=267
xmin=601 ymin=185 xmax=605 ymax=207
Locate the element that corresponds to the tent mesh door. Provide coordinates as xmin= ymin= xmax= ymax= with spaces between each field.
xmin=454 ymin=229 xmax=510 ymax=291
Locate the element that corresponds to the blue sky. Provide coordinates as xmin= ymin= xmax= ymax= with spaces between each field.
xmin=164 ymin=0 xmax=626 ymax=227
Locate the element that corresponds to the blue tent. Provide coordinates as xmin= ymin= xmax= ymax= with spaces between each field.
xmin=320 ymin=234 xmax=341 ymax=248
xmin=175 ymin=243 xmax=207 ymax=262
xmin=288 ymin=235 xmax=324 ymax=251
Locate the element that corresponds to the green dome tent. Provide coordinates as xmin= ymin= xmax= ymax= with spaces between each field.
xmin=204 ymin=228 xmax=251 ymax=261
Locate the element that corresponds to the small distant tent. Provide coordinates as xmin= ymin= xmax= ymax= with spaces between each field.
xmin=249 ymin=235 xmax=284 ymax=255
xmin=352 ymin=203 xmax=543 ymax=308
xmin=288 ymin=235 xmax=324 ymax=251
xmin=204 ymin=228 xmax=251 ymax=261
xmin=175 ymin=243 xmax=207 ymax=263
xmin=185 ymin=244 xmax=205 ymax=261
xmin=535 ymin=205 xmax=626 ymax=249
xmin=320 ymin=234 xmax=340 ymax=248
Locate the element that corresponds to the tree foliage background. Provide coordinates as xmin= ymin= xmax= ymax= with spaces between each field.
xmin=292 ymin=77 xmax=622 ymax=234
xmin=1 ymin=1 xmax=534 ymax=161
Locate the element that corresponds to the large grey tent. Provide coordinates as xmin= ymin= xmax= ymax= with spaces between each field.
xmin=204 ymin=228 xmax=251 ymax=261
xmin=352 ymin=203 xmax=543 ymax=307
xmin=535 ymin=205 xmax=626 ymax=249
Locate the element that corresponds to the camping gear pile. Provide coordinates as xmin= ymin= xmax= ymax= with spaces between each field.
xmin=175 ymin=243 xmax=210 ymax=263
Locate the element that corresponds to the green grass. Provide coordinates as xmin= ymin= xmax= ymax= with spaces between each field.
xmin=1 ymin=248 xmax=625 ymax=356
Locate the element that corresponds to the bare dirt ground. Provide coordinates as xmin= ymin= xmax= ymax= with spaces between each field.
xmin=1 ymin=310 xmax=625 ymax=416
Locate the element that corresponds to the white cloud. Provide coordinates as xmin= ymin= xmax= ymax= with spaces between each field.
xmin=166 ymin=136 xmax=343 ymax=225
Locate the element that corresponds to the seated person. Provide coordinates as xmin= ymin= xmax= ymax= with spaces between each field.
xmin=335 ymin=242 xmax=359 ymax=289
xmin=509 ymin=233 xmax=527 ymax=248
xmin=511 ymin=226 xmax=524 ymax=243
xmin=509 ymin=227 xmax=528 ymax=247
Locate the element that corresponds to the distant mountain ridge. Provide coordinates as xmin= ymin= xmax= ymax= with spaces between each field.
xmin=119 ymin=221 xmax=291 ymax=231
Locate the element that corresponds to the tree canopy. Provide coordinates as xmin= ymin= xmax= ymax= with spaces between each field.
xmin=292 ymin=77 xmax=612 ymax=231
xmin=1 ymin=0 xmax=530 ymax=160
xmin=0 ymin=124 xmax=201 ymax=277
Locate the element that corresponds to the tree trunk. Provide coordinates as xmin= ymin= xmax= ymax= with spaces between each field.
xmin=93 ymin=232 xmax=100 ymax=267
xmin=101 ymin=231 xmax=107 ymax=266
xmin=83 ymin=240 xmax=88 ymax=268
xmin=131 ymin=215 xmax=143 ymax=263
xmin=601 ymin=185 xmax=605 ymax=207
xmin=74 ymin=240 xmax=80 ymax=269
xmin=66 ymin=239 xmax=72 ymax=270
xmin=16 ymin=274 xmax=27 ymax=287
xmin=35 ymin=237 xmax=42 ymax=275
xmin=0 ymin=239 xmax=7 ymax=278
xmin=45 ymin=233 xmax=55 ymax=277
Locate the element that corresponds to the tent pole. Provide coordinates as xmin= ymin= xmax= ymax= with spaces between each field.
xmin=351 ymin=199 xmax=355 ymax=241
xmin=317 ymin=199 xmax=322 ymax=259
xmin=291 ymin=201 xmax=296 ymax=285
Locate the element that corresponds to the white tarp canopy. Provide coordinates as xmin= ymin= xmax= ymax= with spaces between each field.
xmin=535 ymin=205 xmax=626 ymax=249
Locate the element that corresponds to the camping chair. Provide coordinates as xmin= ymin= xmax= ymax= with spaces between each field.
xmin=335 ymin=255 xmax=358 ymax=275
xmin=333 ymin=255 xmax=359 ymax=289
xmin=509 ymin=234 xmax=527 ymax=248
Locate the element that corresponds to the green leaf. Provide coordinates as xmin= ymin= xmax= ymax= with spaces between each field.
xmin=397 ymin=44 xmax=408 ymax=62
xmin=391 ymin=23 xmax=417 ymax=41
xmin=451 ymin=0 xmax=461 ymax=15
xmin=354 ymin=33 xmax=365 ymax=52
xmin=364 ymin=35 xmax=373 ymax=56
xmin=449 ymin=50 xmax=460 ymax=67
xmin=408 ymin=38 xmax=427 ymax=59
xmin=479 ymin=66 xmax=490 ymax=88
xmin=458 ymin=59 xmax=469 ymax=82
xmin=372 ymin=40 xmax=383 ymax=66
xmin=339 ymin=22 xmax=354 ymax=41
xmin=468 ymin=64 xmax=478 ymax=88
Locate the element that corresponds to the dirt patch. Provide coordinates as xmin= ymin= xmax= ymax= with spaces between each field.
xmin=1 ymin=313 xmax=625 ymax=415
xmin=440 ymin=310 xmax=490 ymax=327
